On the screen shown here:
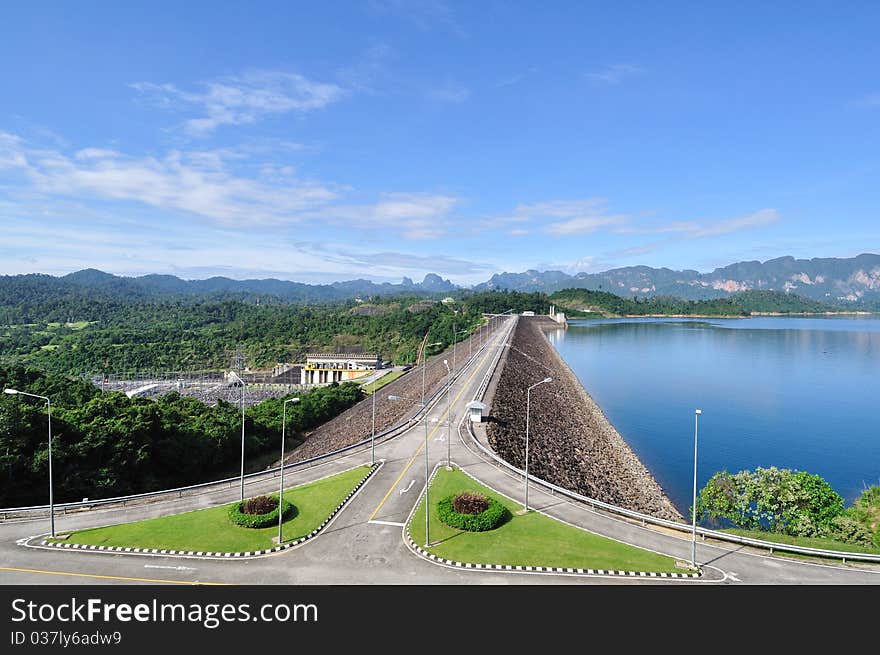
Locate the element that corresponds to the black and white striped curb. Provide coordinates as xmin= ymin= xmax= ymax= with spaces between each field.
xmin=405 ymin=465 xmax=701 ymax=579
xmin=31 ymin=463 xmax=381 ymax=560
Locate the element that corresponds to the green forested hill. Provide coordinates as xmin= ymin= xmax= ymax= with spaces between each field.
xmin=549 ymin=288 xmax=835 ymax=317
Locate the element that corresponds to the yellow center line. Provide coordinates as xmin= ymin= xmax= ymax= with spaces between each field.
xmin=368 ymin=331 xmax=500 ymax=520
xmin=0 ymin=565 xmax=228 ymax=585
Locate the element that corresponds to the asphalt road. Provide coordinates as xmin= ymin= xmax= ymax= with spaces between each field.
xmin=2 ymin=316 xmax=878 ymax=585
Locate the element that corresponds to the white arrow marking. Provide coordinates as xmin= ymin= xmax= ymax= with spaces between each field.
xmin=399 ymin=480 xmax=416 ymax=495
xmin=434 ymin=433 xmax=446 ymax=442
xmin=727 ymin=571 xmax=741 ymax=582
xmin=145 ymin=564 xmax=197 ymax=571
xmin=16 ymin=537 xmax=32 ymax=546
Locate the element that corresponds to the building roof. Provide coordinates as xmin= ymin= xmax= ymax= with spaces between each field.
xmin=305 ymin=353 xmax=380 ymax=360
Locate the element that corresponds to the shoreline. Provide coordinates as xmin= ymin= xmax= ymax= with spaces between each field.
xmin=485 ymin=316 xmax=682 ymax=521
xmin=569 ymin=311 xmax=876 ymax=320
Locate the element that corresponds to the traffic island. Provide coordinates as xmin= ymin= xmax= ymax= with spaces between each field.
xmin=406 ymin=465 xmax=700 ymax=578
xmin=33 ymin=463 xmax=380 ymax=559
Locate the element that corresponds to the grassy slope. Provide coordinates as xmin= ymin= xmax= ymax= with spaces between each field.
xmin=361 ymin=369 xmax=406 ymax=394
xmin=409 ymin=468 xmax=686 ymax=573
xmin=53 ymin=466 xmax=370 ymax=552
xmin=724 ymin=528 xmax=880 ymax=555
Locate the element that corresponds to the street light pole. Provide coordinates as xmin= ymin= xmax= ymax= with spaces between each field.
xmin=3 ymin=388 xmax=54 ymax=537
xmin=229 ymin=371 xmax=247 ymax=502
xmin=389 ymin=393 xmax=431 ymax=547
xmin=278 ymin=397 xmax=300 ymax=545
xmin=692 ymin=408 xmax=702 ymax=568
xmin=524 ymin=377 xmax=552 ymax=512
xmin=371 ymin=384 xmax=376 ymax=466
xmin=443 ymin=359 xmax=451 ymax=469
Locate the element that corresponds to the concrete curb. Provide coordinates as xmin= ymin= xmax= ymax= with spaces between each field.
xmin=404 ymin=464 xmax=702 ymax=579
xmin=27 ymin=462 xmax=381 ymax=560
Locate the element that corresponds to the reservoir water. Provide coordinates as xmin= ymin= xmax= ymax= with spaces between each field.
xmin=545 ymin=316 xmax=880 ymax=514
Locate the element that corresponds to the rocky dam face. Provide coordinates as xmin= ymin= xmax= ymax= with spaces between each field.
xmin=486 ymin=316 xmax=683 ymax=522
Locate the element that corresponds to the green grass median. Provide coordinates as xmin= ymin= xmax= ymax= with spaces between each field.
xmin=409 ymin=467 xmax=689 ymax=573
xmin=50 ymin=465 xmax=370 ymax=553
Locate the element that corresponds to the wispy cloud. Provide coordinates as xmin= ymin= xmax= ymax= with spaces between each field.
xmin=612 ymin=209 xmax=780 ymax=238
xmin=0 ymin=132 xmax=465 ymax=240
xmin=857 ymin=93 xmax=880 ymax=107
xmin=322 ymin=192 xmax=461 ymax=240
xmin=368 ymin=0 xmax=463 ymax=35
xmin=130 ymin=70 xmax=345 ymax=135
xmin=510 ymin=199 xmax=628 ymax=236
xmin=427 ymin=80 xmax=470 ymax=104
xmin=585 ymin=63 xmax=644 ymax=85
xmin=1 ymin=134 xmax=339 ymax=226
xmin=336 ymin=42 xmax=394 ymax=93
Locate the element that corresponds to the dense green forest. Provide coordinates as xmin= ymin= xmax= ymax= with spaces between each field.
xmin=0 ymin=287 xmax=555 ymax=375
xmin=548 ymin=288 xmax=834 ymax=317
xmin=0 ymin=365 xmax=363 ymax=506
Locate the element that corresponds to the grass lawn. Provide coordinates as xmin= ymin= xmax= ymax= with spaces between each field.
xmin=409 ymin=468 xmax=688 ymax=573
xmin=724 ymin=528 xmax=880 ymax=555
xmin=361 ymin=369 xmax=406 ymax=394
xmin=51 ymin=466 xmax=371 ymax=552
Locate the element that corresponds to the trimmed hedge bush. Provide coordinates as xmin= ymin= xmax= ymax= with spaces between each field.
xmin=228 ymin=496 xmax=297 ymax=529
xmin=438 ymin=492 xmax=510 ymax=532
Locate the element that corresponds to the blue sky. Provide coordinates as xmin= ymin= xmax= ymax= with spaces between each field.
xmin=1 ymin=1 xmax=878 ymax=285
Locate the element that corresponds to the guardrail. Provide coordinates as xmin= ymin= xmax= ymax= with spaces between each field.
xmin=466 ymin=316 xmax=880 ymax=564
xmin=0 ymin=321 xmax=503 ymax=520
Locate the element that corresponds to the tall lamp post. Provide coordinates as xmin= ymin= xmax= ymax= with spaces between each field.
xmin=3 ymin=388 xmax=54 ymax=537
xmin=229 ymin=370 xmax=247 ymax=501
xmin=389 ymin=394 xmax=431 ymax=547
xmin=370 ymin=382 xmax=377 ymax=466
xmin=443 ymin=359 xmax=452 ymax=469
xmin=524 ymin=377 xmax=553 ymax=512
xmin=692 ymin=408 xmax=702 ymax=568
xmin=278 ymin=396 xmax=300 ymax=545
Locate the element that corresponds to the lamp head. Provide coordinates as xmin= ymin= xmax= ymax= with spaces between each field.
xmin=3 ymin=388 xmax=18 ymax=395
xmin=695 ymin=408 xmax=702 ymax=415
xmin=543 ymin=377 xmax=552 ymax=384
xmin=287 ymin=397 xmax=300 ymax=404
xmin=388 ymin=395 xmax=402 ymax=401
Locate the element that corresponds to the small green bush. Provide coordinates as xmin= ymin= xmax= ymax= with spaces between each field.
xmin=438 ymin=492 xmax=510 ymax=532
xmin=828 ymin=514 xmax=875 ymax=547
xmin=228 ymin=496 xmax=296 ymax=529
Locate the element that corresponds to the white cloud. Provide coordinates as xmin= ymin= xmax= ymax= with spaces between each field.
xmin=613 ymin=209 xmax=780 ymax=239
xmin=508 ymin=199 xmax=628 ymax=236
xmin=687 ymin=209 xmax=780 ymax=237
xmin=130 ymin=70 xmax=345 ymax=135
xmin=2 ymin=135 xmax=339 ymax=226
xmin=322 ymin=192 xmax=461 ymax=240
xmin=586 ymin=63 xmax=643 ymax=85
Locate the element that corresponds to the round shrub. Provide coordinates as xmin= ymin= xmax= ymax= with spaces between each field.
xmin=452 ymin=492 xmax=489 ymax=515
xmin=228 ymin=495 xmax=296 ymax=529
xmin=438 ymin=492 xmax=510 ymax=532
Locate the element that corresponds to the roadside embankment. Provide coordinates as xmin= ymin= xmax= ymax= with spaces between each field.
xmin=282 ymin=324 xmax=496 ymax=464
xmin=486 ymin=317 xmax=683 ymax=521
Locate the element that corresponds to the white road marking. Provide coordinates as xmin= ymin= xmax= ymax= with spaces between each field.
xmin=726 ymin=571 xmax=742 ymax=582
xmin=399 ymin=480 xmax=415 ymax=495
xmin=144 ymin=564 xmax=197 ymax=571
xmin=434 ymin=433 xmax=446 ymax=442
xmin=368 ymin=520 xmax=407 ymax=527
xmin=16 ymin=537 xmax=33 ymax=546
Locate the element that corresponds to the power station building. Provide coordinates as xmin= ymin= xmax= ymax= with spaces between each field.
xmin=302 ymin=352 xmax=382 ymax=385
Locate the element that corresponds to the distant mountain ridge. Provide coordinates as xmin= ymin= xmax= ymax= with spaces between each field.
xmin=37 ymin=269 xmax=457 ymax=302
xmin=474 ymin=254 xmax=880 ymax=305
xmin=2 ymin=253 xmax=879 ymax=307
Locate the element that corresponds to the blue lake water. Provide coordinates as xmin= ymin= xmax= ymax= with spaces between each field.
xmin=545 ymin=316 xmax=880 ymax=514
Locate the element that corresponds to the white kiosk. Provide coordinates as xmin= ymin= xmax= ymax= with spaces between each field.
xmin=466 ymin=400 xmax=487 ymax=423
